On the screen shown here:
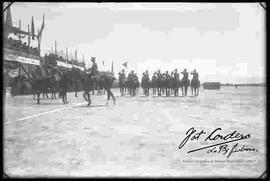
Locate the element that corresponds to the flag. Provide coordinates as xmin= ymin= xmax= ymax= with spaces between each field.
xmin=38 ymin=14 xmax=45 ymax=38
xmin=4 ymin=6 xmax=12 ymax=37
xmin=122 ymin=62 xmax=127 ymax=68
xmin=41 ymin=14 xmax=45 ymax=31
xmin=111 ymin=61 xmax=114 ymax=73
xmin=5 ymin=7 xmax=12 ymax=27
xmin=31 ymin=16 xmax=35 ymax=40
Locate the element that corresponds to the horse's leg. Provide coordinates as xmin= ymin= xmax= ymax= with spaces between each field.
xmin=196 ymin=87 xmax=199 ymax=96
xmin=51 ymin=88 xmax=54 ymax=99
xmin=109 ymin=89 xmax=116 ymax=105
xmin=75 ymin=89 xmax=78 ymax=97
xmin=87 ymin=91 xmax=91 ymax=106
xmin=64 ymin=90 xmax=68 ymax=104
xmin=83 ymin=91 xmax=87 ymax=101
xmin=46 ymin=89 xmax=49 ymax=98
xmin=37 ymin=92 xmax=40 ymax=104
xmin=181 ymin=87 xmax=184 ymax=96
xmin=185 ymin=86 xmax=188 ymax=97
xmin=61 ymin=90 xmax=65 ymax=104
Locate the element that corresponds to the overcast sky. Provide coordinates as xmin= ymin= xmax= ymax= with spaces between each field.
xmin=7 ymin=3 xmax=265 ymax=83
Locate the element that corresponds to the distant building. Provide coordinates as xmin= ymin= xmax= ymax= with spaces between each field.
xmin=202 ymin=82 xmax=221 ymax=90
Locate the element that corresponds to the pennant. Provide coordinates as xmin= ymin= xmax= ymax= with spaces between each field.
xmin=31 ymin=16 xmax=35 ymax=40
xmin=122 ymin=62 xmax=127 ymax=68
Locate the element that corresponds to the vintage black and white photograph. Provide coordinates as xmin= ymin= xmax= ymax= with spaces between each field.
xmin=3 ymin=2 xmax=266 ymax=178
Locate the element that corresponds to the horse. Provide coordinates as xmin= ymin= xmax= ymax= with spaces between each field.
xmin=126 ymin=75 xmax=139 ymax=96
xmin=69 ymin=68 xmax=81 ymax=98
xmin=190 ymin=76 xmax=200 ymax=97
xmin=151 ymin=75 xmax=158 ymax=95
xmin=180 ymin=77 xmax=190 ymax=97
xmin=30 ymin=75 xmax=50 ymax=104
xmin=119 ymin=73 xmax=126 ymax=96
xmin=58 ymin=71 xmax=73 ymax=104
xmin=164 ymin=75 xmax=171 ymax=96
xmin=48 ymin=73 xmax=60 ymax=100
xmin=141 ymin=75 xmax=150 ymax=96
xmin=95 ymin=72 xmax=116 ymax=105
xmin=76 ymin=69 xmax=116 ymax=106
xmin=171 ymin=75 xmax=180 ymax=97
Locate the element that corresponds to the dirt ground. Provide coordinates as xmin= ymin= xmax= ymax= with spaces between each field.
xmin=3 ymin=86 xmax=266 ymax=177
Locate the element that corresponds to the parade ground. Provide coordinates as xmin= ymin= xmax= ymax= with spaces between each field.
xmin=3 ymin=86 xmax=266 ymax=177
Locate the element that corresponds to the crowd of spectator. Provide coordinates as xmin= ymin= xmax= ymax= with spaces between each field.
xmin=5 ymin=37 xmax=40 ymax=56
xmin=44 ymin=53 xmax=85 ymax=68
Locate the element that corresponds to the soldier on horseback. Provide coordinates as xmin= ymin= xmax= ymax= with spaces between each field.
xmin=89 ymin=57 xmax=98 ymax=76
xmin=181 ymin=69 xmax=190 ymax=97
xmin=164 ymin=71 xmax=171 ymax=96
xmin=89 ymin=57 xmax=98 ymax=95
xmin=118 ymin=69 xmax=126 ymax=96
xmin=155 ymin=70 xmax=162 ymax=96
xmin=141 ymin=70 xmax=150 ymax=96
xmin=190 ymin=69 xmax=200 ymax=97
xmin=171 ymin=69 xmax=180 ymax=97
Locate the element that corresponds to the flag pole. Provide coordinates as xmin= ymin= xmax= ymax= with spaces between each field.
xmin=27 ymin=24 xmax=30 ymax=47
xmin=55 ymin=40 xmax=57 ymax=55
xmin=19 ymin=20 xmax=21 ymax=41
xmin=66 ymin=47 xmax=68 ymax=69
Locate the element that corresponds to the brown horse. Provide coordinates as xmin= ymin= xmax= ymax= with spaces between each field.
xmin=72 ymin=69 xmax=116 ymax=106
